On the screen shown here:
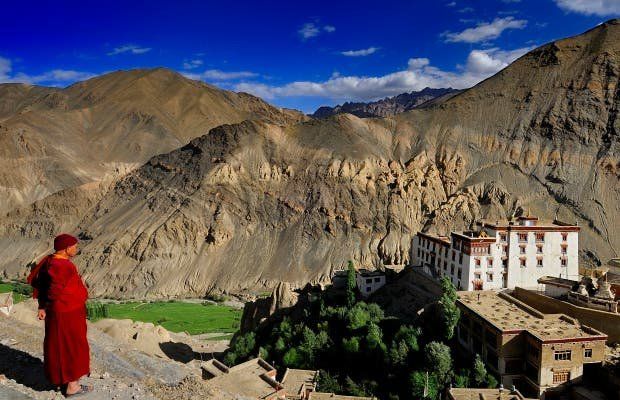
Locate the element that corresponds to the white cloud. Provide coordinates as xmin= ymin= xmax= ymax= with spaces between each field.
xmin=183 ymin=59 xmax=203 ymax=69
xmin=458 ymin=7 xmax=475 ymax=13
xmin=183 ymin=69 xmax=258 ymax=82
xmin=446 ymin=1 xmax=457 ymax=7
xmin=555 ymin=0 xmax=620 ymax=16
xmin=298 ymin=22 xmax=336 ymax=40
xmin=0 ymin=56 xmax=94 ymax=86
xmin=107 ymin=44 xmax=152 ymax=56
xmin=442 ymin=17 xmax=527 ymax=43
xmin=341 ymin=47 xmax=379 ymax=57
xmin=0 ymin=56 xmax=11 ymax=82
xmin=234 ymin=46 xmax=533 ymax=101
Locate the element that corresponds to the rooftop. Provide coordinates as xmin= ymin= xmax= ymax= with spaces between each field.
xmin=479 ymin=216 xmax=579 ymax=230
xmin=457 ymin=291 xmax=607 ymax=342
xmin=281 ymin=368 xmax=317 ymax=397
xmin=205 ymin=358 xmax=283 ymax=399
xmin=537 ymin=276 xmax=577 ymax=289
xmin=308 ymin=393 xmax=376 ymax=400
xmin=357 ymin=269 xmax=385 ymax=277
xmin=448 ymin=388 xmax=535 ymax=400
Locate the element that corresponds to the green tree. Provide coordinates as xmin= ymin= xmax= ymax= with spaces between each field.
xmin=317 ymin=370 xmax=341 ymax=393
xmin=283 ymin=347 xmax=302 ymax=367
xmin=438 ymin=276 xmax=460 ymax=340
xmin=487 ymin=374 xmax=498 ymax=389
xmin=226 ymin=332 xmax=256 ymax=365
xmin=454 ymin=371 xmax=470 ymax=388
xmin=394 ymin=325 xmax=420 ymax=352
xmin=343 ymin=336 xmax=361 ymax=353
xmin=346 ymin=305 xmax=370 ymax=330
xmin=365 ymin=322 xmax=384 ymax=351
xmin=346 ymin=260 xmax=357 ymax=307
xmin=366 ymin=303 xmax=384 ymax=323
xmin=473 ymin=354 xmax=487 ymax=386
xmin=410 ymin=370 xmax=439 ymax=399
xmin=424 ymin=341 xmax=453 ymax=387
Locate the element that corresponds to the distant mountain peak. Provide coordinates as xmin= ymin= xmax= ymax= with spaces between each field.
xmin=311 ymin=88 xmax=460 ymax=118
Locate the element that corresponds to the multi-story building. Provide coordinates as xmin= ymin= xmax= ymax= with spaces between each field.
xmin=411 ymin=216 xmax=579 ymax=290
xmin=456 ymin=291 xmax=607 ymax=398
xmin=355 ymin=269 xmax=386 ymax=297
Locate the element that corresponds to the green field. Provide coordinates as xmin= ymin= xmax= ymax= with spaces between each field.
xmin=0 ymin=282 xmax=32 ymax=303
xmin=103 ymin=301 xmax=242 ymax=335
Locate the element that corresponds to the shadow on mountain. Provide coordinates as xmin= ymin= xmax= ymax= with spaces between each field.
xmin=0 ymin=343 xmax=55 ymax=391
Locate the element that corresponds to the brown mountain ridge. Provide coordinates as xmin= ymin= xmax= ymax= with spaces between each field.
xmin=0 ymin=20 xmax=618 ymax=298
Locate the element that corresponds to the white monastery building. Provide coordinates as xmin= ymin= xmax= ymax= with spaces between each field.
xmin=411 ymin=216 xmax=579 ymax=291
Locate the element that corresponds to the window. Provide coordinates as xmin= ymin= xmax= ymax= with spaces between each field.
xmin=459 ymin=253 xmax=463 ymax=264
xmin=519 ymin=233 xmax=528 ymax=242
xmin=458 ymin=268 xmax=462 ymax=279
xmin=366 ymin=278 xmax=372 ymax=284
xmin=502 ymin=258 xmax=508 ymax=268
xmin=374 ymin=277 xmax=381 ymax=283
xmin=536 ymin=233 xmax=545 ymax=242
xmin=554 ymin=350 xmax=572 ymax=361
xmin=561 ymin=258 xmax=567 ymax=267
xmin=488 ymin=257 xmax=494 ymax=268
xmin=451 ymin=264 xmax=455 ymax=274
xmin=366 ymin=287 xmax=371 ymax=292
xmin=553 ymin=370 xmax=570 ymax=384
xmin=487 ymin=273 xmax=493 ymax=282
xmin=561 ymin=232 xmax=568 ymax=241
xmin=475 ymin=258 xmax=481 ymax=267
xmin=520 ymin=245 xmax=526 ymax=254
xmin=537 ymin=258 xmax=543 ymax=267
xmin=561 ymin=245 xmax=567 ymax=255
xmin=474 ymin=272 xmax=481 ymax=280
xmin=500 ymin=233 xmax=507 ymax=242
xmin=520 ymin=258 xmax=526 ymax=267
xmin=536 ymin=244 xmax=543 ymax=254
xmin=584 ymin=348 xmax=593 ymax=358
xmin=452 ymin=250 xmax=456 ymax=261
xmin=502 ymin=244 xmax=508 ymax=254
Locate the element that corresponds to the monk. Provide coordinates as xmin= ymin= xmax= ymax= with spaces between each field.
xmin=28 ymin=233 xmax=93 ymax=397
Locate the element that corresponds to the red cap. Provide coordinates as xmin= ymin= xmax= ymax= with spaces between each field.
xmin=54 ymin=233 xmax=78 ymax=251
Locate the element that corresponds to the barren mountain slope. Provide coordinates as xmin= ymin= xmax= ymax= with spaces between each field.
xmin=0 ymin=68 xmax=305 ymax=213
xmin=0 ymin=21 xmax=618 ymax=297
xmin=393 ymin=19 xmax=619 ymax=263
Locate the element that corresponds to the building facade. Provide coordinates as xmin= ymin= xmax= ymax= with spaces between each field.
xmin=355 ymin=269 xmax=386 ymax=297
xmin=456 ymin=291 xmax=607 ymax=398
xmin=411 ymin=216 xmax=579 ymax=291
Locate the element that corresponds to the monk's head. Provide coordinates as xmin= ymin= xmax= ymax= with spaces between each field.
xmin=53 ymin=233 xmax=79 ymax=258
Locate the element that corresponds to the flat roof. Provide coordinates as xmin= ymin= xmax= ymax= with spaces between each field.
xmin=480 ymin=218 xmax=579 ymax=231
xmin=448 ymin=388 xmax=534 ymax=400
xmin=207 ymin=358 xmax=281 ymax=399
xmin=357 ymin=269 xmax=384 ymax=277
xmin=537 ymin=276 xmax=577 ymax=289
xmin=281 ymin=368 xmax=317 ymax=396
xmin=457 ymin=291 xmax=607 ymax=343
xmin=309 ymin=393 xmax=375 ymax=400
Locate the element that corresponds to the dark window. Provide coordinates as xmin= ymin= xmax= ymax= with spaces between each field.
xmin=584 ymin=348 xmax=592 ymax=358
xmin=554 ymin=350 xmax=571 ymax=361
xmin=374 ymin=277 xmax=381 ymax=283
xmin=553 ymin=371 xmax=570 ymax=384
xmin=366 ymin=278 xmax=372 ymax=284
xmin=505 ymin=359 xmax=523 ymax=374
xmin=366 ymin=287 xmax=371 ymax=292
xmin=525 ymin=361 xmax=538 ymax=382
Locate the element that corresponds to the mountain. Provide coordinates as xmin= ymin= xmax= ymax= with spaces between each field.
xmin=311 ymin=87 xmax=460 ymax=118
xmin=0 ymin=68 xmax=306 ymax=213
xmin=0 ymin=20 xmax=618 ymax=298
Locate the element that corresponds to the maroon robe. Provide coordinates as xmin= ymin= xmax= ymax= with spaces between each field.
xmin=35 ymin=256 xmax=90 ymax=385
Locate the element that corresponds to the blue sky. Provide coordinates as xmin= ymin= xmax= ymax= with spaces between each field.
xmin=1 ymin=0 xmax=619 ymax=113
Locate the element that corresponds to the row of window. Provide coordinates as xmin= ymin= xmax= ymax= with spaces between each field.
xmin=553 ymin=348 xmax=592 ymax=361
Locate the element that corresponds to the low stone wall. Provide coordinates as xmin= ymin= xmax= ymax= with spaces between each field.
xmin=512 ymin=287 xmax=620 ymax=344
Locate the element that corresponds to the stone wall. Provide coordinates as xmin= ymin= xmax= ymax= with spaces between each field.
xmin=511 ymin=288 xmax=620 ymax=344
